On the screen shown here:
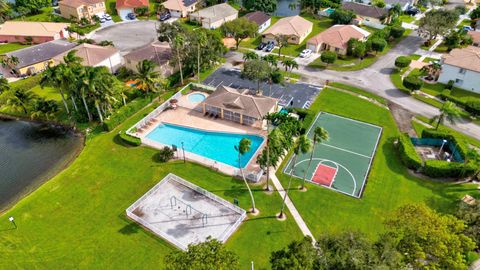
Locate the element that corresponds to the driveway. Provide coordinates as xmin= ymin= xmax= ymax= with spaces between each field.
xmin=236 ymin=31 xmax=480 ymax=140
xmin=90 ymin=21 xmax=157 ymax=53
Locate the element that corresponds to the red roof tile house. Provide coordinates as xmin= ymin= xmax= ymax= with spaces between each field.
xmin=306 ymin=25 xmax=370 ymax=55
xmin=116 ymin=0 xmax=148 ymax=20
xmin=0 ymin=21 xmax=70 ymax=44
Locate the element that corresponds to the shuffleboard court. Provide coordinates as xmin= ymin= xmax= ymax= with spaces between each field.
xmin=284 ymin=112 xmax=382 ymax=198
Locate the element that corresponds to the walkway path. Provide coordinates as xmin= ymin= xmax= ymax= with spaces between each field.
xmin=470 ymin=258 xmax=480 ymax=270
xmin=269 ymin=170 xmax=317 ymax=245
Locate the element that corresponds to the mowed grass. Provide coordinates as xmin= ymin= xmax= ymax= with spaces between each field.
xmin=0 ymin=43 xmax=31 ymax=54
xmin=0 ymin=100 xmax=302 ymax=269
xmin=276 ymin=88 xmax=479 ymax=239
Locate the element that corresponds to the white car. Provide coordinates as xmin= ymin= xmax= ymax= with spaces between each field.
xmin=103 ymin=14 xmax=112 ymax=21
xmin=299 ymin=49 xmax=312 ymax=58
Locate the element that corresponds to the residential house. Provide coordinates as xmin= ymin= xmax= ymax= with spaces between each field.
xmin=59 ymin=0 xmax=106 ymax=21
xmin=384 ymin=0 xmax=417 ymax=10
xmin=189 ymin=3 xmax=238 ymax=29
xmin=1 ymin=40 xmax=77 ymax=76
xmin=201 ymin=85 xmax=279 ymax=129
xmin=468 ymin=31 xmax=480 ymax=47
xmin=0 ymin=21 xmax=70 ymax=44
xmin=243 ymin=11 xmax=271 ymax=33
xmin=341 ymin=2 xmax=391 ymax=28
xmin=123 ymin=41 xmax=177 ymax=77
xmin=53 ymin=43 xmax=123 ymax=72
xmin=306 ymin=24 xmax=370 ymax=55
xmin=116 ymin=0 xmax=149 ymax=20
xmin=162 ymin=0 xmax=198 ymax=18
xmin=438 ymin=46 xmax=480 ymax=93
xmin=262 ymin=16 xmax=313 ymax=45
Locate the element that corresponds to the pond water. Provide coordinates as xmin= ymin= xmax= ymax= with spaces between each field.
xmin=0 ymin=119 xmax=83 ymax=212
xmin=274 ymin=0 xmax=301 ymax=16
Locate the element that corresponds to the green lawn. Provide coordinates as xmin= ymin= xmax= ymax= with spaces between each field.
xmin=328 ymin=82 xmax=388 ymax=106
xmin=0 ymin=43 xmax=31 ymax=54
xmin=399 ymin=14 xmax=416 ymax=23
xmin=13 ymin=7 xmax=70 ymax=22
xmin=0 ymin=96 xmax=303 ymax=269
xmin=276 ymin=88 xmax=478 ymax=239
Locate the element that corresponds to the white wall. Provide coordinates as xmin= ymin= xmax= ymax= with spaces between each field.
xmin=258 ymin=18 xmax=271 ymax=33
xmin=96 ymin=52 xmax=124 ymax=73
xmin=438 ymin=64 xmax=480 ymax=93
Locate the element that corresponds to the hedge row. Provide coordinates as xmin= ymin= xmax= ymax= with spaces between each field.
xmin=423 ymin=160 xmax=475 ymax=178
xmin=439 ymin=90 xmax=467 ymax=107
xmin=421 ymin=129 xmax=468 ymax=159
xmin=397 ymin=133 xmax=423 ymax=170
xmin=119 ymin=131 xmax=141 ymax=146
xmin=440 ymin=90 xmax=480 ymax=116
xmin=103 ymin=96 xmax=152 ymax=131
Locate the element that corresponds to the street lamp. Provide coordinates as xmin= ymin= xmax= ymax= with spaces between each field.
xmin=181 ymin=142 xmax=186 ymax=164
xmin=438 ymin=139 xmax=447 ymax=158
xmin=8 ymin=216 xmax=16 ymax=229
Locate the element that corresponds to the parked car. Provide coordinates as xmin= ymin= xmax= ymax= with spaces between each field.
xmin=299 ymin=49 xmax=312 ymax=58
xmin=463 ymin=26 xmax=474 ymax=31
xmin=256 ymin=42 xmax=266 ymax=50
xmin=406 ymin=6 xmax=419 ymax=16
xmin=159 ymin=13 xmax=171 ymax=21
xmin=103 ymin=14 xmax=112 ymax=21
xmin=127 ymin=13 xmax=136 ymax=20
xmin=100 ymin=17 xmax=106 ymax=23
xmin=264 ymin=42 xmax=274 ymax=52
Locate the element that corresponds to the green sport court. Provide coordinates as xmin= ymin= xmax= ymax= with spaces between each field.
xmin=284 ymin=112 xmax=382 ymax=198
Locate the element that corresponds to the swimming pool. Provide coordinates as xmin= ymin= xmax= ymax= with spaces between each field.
xmin=146 ymin=123 xmax=264 ymax=168
xmin=188 ymin=93 xmax=206 ymax=103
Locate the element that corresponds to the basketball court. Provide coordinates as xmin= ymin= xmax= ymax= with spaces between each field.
xmin=284 ymin=112 xmax=382 ymax=198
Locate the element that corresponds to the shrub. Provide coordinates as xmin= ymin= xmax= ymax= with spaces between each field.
xmin=397 ymin=133 xmax=423 ymax=170
xmin=370 ymin=38 xmax=387 ymax=54
xmin=292 ymin=108 xmax=309 ymax=120
xmin=423 ymin=160 xmax=474 ymax=178
xmin=103 ymin=96 xmax=151 ymax=131
xmin=394 ymin=56 xmax=411 ymax=69
xmin=154 ymin=146 xmax=175 ymax=163
xmin=119 ymin=131 xmax=141 ymax=146
xmin=465 ymin=99 xmax=480 ymax=116
xmin=390 ymin=26 xmax=405 ymax=38
xmin=402 ymin=76 xmax=423 ymax=91
xmin=321 ymin=51 xmax=337 ymax=65
xmin=330 ymin=9 xmax=355 ymax=24
xmin=421 ymin=129 xmax=469 ymax=159
xmin=446 ymin=80 xmax=455 ymax=90
xmin=439 ymin=89 xmax=452 ymax=100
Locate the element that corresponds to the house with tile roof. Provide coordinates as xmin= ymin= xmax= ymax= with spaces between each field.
xmin=201 ymin=85 xmax=279 ymax=128
xmin=306 ymin=24 xmax=370 ymax=55
xmin=438 ymin=46 xmax=480 ymax=93
xmin=262 ymin=15 xmax=313 ymax=45
xmin=0 ymin=21 xmax=70 ymax=44
xmin=53 ymin=43 xmax=123 ymax=72
xmin=189 ymin=3 xmax=238 ymax=29
xmin=59 ymin=0 xmax=106 ymax=21
xmin=468 ymin=31 xmax=480 ymax=47
xmin=1 ymin=40 xmax=77 ymax=76
xmin=243 ymin=11 xmax=271 ymax=33
xmin=116 ymin=0 xmax=148 ymax=20
xmin=162 ymin=0 xmax=199 ymax=18
xmin=341 ymin=2 xmax=391 ymax=26
xmin=123 ymin=41 xmax=177 ymax=77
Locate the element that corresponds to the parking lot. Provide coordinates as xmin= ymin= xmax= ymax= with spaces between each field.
xmin=90 ymin=21 xmax=158 ymax=53
xmin=203 ymin=68 xmax=322 ymax=108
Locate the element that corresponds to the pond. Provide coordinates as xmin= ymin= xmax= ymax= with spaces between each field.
xmin=0 ymin=119 xmax=83 ymax=212
xmin=274 ymin=0 xmax=301 ymax=16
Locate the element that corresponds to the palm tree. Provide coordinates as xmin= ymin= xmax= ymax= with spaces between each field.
xmin=63 ymin=50 xmax=82 ymax=66
xmin=281 ymin=59 xmax=299 ymax=81
xmin=31 ymin=98 xmax=59 ymax=120
xmin=432 ymin=101 xmax=462 ymax=130
xmin=279 ymin=135 xmax=311 ymax=218
xmin=243 ymin=51 xmax=258 ymax=61
xmin=3 ymin=88 xmax=37 ymax=114
xmin=173 ymin=35 xmax=185 ymax=85
xmin=262 ymin=54 xmax=278 ymax=68
xmin=132 ymin=60 xmax=160 ymax=95
xmin=194 ymin=30 xmax=208 ymax=83
xmin=41 ymin=65 xmax=71 ymax=115
xmin=1 ymin=56 xmax=19 ymax=69
xmin=0 ymin=0 xmax=10 ymax=22
xmin=301 ymin=127 xmax=329 ymax=190
xmin=0 ymin=77 xmax=9 ymax=94
xmin=235 ymin=138 xmax=257 ymax=213
xmin=263 ymin=113 xmax=276 ymax=191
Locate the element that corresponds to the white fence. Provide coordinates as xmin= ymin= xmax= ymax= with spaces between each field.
xmin=126 ymin=84 xmax=189 ymax=136
xmin=125 ymin=173 xmax=246 ymax=250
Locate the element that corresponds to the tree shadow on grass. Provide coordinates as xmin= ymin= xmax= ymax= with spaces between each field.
xmin=119 ymin=222 xmax=141 ymax=235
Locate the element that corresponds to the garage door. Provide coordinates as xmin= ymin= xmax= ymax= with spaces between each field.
xmin=307 ymin=44 xmax=317 ymax=52
xmin=118 ymin=8 xmax=133 ymax=21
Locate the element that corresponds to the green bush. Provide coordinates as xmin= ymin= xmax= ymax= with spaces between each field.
xmin=423 ymin=160 xmax=474 ymax=178
xmin=421 ymin=129 xmax=469 ymax=159
xmin=119 ymin=131 xmax=141 ymax=146
xmin=103 ymin=96 xmax=152 ymax=131
xmin=292 ymin=108 xmax=310 ymax=120
xmin=439 ymin=89 xmax=467 ymax=107
xmin=403 ymin=76 xmax=423 ymax=91
xmin=390 ymin=26 xmax=405 ymax=38
xmin=154 ymin=146 xmax=175 ymax=163
xmin=465 ymin=99 xmax=480 ymax=116
xmin=397 ymin=133 xmax=423 ymax=170
xmin=394 ymin=56 xmax=411 ymax=69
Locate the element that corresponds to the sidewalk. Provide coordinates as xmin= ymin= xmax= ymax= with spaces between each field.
xmin=269 ymin=170 xmax=317 ymax=245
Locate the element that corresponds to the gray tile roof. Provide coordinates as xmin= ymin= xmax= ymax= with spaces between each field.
xmin=342 ymin=2 xmax=389 ymax=19
xmin=5 ymin=40 xmax=77 ymax=69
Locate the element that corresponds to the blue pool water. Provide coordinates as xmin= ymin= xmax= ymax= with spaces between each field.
xmin=188 ymin=93 xmax=206 ymax=103
xmin=324 ymin=8 xmax=335 ymax=15
xmin=146 ymin=123 xmax=264 ymax=168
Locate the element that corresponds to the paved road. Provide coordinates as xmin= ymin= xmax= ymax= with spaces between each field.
xmin=291 ymin=33 xmax=480 ymax=141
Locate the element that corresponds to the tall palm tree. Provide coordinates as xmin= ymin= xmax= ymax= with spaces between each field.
xmin=41 ymin=65 xmax=70 ymax=115
xmin=0 ymin=77 xmax=9 ymax=94
xmin=281 ymin=59 xmax=299 ymax=81
xmin=31 ymin=98 xmax=59 ymax=120
xmin=0 ymin=0 xmax=10 ymax=22
xmin=432 ymin=101 xmax=462 ymax=130
xmin=302 ymin=127 xmax=329 ymax=190
xmin=235 ymin=138 xmax=257 ymax=213
xmin=243 ymin=51 xmax=258 ymax=61
xmin=63 ymin=50 xmax=82 ymax=66
xmin=3 ymin=88 xmax=37 ymax=114
xmin=132 ymin=60 xmax=160 ymax=95
xmin=263 ymin=113 xmax=276 ymax=191
xmin=173 ymin=35 xmax=185 ymax=85
xmin=279 ymin=135 xmax=311 ymax=218
xmin=195 ymin=31 xmax=208 ymax=83
xmin=262 ymin=54 xmax=278 ymax=68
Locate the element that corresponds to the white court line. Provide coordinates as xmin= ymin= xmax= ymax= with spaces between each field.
xmin=321 ymin=111 xmax=383 ymax=130
xmin=320 ymin=143 xmax=372 ymax=159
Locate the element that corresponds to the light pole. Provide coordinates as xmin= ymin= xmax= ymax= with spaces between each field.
xmin=181 ymin=142 xmax=186 ymax=163
xmin=8 ymin=216 xmax=16 ymax=229
xmin=438 ymin=139 xmax=447 ymax=158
